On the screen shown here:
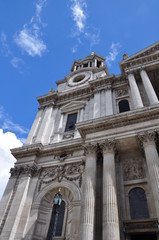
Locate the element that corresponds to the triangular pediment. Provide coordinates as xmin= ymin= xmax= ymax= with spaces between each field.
xmin=61 ymin=101 xmax=86 ymax=113
xmin=121 ymin=42 xmax=159 ymax=64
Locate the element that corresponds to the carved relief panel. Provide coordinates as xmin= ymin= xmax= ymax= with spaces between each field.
xmin=123 ymin=157 xmax=145 ymax=181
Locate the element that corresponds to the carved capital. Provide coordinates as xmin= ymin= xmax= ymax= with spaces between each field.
xmin=99 ymin=139 xmax=117 ymax=154
xmin=137 ymin=131 xmax=156 ymax=145
xmin=10 ymin=164 xmax=40 ymax=178
xmin=83 ymin=143 xmax=97 ymax=155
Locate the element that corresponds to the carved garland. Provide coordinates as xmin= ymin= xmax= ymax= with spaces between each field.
xmin=38 ymin=161 xmax=85 ymax=191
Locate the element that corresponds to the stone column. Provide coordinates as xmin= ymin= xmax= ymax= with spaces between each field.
xmin=140 ymin=69 xmax=159 ymax=105
xmin=100 ymin=140 xmax=120 ymax=240
xmin=93 ymin=90 xmax=101 ymax=118
xmin=128 ymin=73 xmax=143 ymax=108
xmin=80 ymin=144 xmax=97 ymax=240
xmin=105 ymin=86 xmax=113 ymax=116
xmin=138 ymin=131 xmax=159 ymax=219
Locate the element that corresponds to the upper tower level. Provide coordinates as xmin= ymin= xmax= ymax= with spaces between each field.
xmin=56 ymin=52 xmax=109 ymax=92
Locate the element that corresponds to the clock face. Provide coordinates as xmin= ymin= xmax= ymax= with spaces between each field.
xmin=68 ymin=72 xmax=91 ymax=86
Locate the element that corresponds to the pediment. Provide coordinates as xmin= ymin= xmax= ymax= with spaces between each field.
xmin=61 ymin=101 xmax=86 ymax=113
xmin=121 ymin=42 xmax=159 ymax=64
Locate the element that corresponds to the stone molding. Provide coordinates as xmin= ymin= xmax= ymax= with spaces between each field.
xmin=123 ymin=219 xmax=158 ymax=233
xmin=77 ymin=105 xmax=159 ymax=138
xmin=39 ymin=161 xmax=85 ymax=191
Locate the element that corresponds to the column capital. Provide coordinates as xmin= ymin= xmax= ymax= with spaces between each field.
xmin=99 ymin=139 xmax=117 ymax=154
xmin=83 ymin=143 xmax=97 ymax=155
xmin=137 ymin=130 xmax=157 ymax=146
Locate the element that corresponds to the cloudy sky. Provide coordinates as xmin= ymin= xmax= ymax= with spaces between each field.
xmin=0 ymin=0 xmax=159 ymax=199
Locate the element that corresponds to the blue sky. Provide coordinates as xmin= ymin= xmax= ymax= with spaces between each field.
xmin=0 ymin=0 xmax=159 ymax=198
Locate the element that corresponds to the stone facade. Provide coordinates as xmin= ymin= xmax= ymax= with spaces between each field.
xmin=0 ymin=45 xmax=159 ymax=240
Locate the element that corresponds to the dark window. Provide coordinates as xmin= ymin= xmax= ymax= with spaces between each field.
xmin=97 ymin=61 xmax=101 ymax=68
xmin=65 ymin=113 xmax=77 ymax=132
xmin=129 ymin=187 xmax=149 ymax=220
xmin=83 ymin=63 xmax=88 ymax=68
xmin=47 ymin=200 xmax=66 ymax=239
xmin=90 ymin=62 xmax=92 ymax=67
xmin=119 ymin=99 xmax=130 ymax=113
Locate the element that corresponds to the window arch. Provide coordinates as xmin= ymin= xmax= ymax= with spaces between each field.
xmin=47 ymin=200 xmax=66 ymax=239
xmin=129 ymin=187 xmax=149 ymax=219
xmin=119 ymin=99 xmax=130 ymax=113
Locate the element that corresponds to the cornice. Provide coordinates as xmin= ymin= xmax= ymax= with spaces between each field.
xmin=121 ymin=52 xmax=159 ymax=73
xmin=77 ymin=105 xmax=159 ymax=138
xmin=11 ymin=139 xmax=84 ymax=159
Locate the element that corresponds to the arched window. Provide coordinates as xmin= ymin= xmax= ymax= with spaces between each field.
xmin=47 ymin=200 xmax=66 ymax=239
xmin=119 ymin=99 xmax=130 ymax=113
xmin=129 ymin=187 xmax=149 ymax=219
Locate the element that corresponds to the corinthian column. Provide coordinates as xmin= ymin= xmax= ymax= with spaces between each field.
xmin=100 ymin=140 xmax=120 ymax=240
xmin=80 ymin=143 xmax=97 ymax=240
xmin=128 ymin=73 xmax=143 ymax=109
xmin=140 ymin=69 xmax=159 ymax=105
xmin=138 ymin=131 xmax=159 ymax=219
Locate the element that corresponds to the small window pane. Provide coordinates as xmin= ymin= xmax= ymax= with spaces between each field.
xmin=65 ymin=113 xmax=77 ymax=132
xmin=129 ymin=187 xmax=149 ymax=219
xmin=119 ymin=100 xmax=130 ymax=113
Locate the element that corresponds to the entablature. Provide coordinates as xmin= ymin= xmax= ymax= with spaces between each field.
xmin=77 ymin=105 xmax=159 ymax=139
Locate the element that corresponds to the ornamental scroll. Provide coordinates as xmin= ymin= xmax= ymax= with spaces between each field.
xmin=38 ymin=161 xmax=85 ymax=191
xmin=123 ymin=157 xmax=145 ymax=181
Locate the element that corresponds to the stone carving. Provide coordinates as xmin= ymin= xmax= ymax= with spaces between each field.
xmin=123 ymin=157 xmax=145 ymax=181
xmin=99 ymin=139 xmax=117 ymax=153
xmin=83 ymin=143 xmax=97 ymax=155
xmin=39 ymin=161 xmax=85 ymax=191
xmin=137 ymin=130 xmax=156 ymax=144
xmin=10 ymin=164 xmax=39 ymax=178
xmin=115 ymin=88 xmax=128 ymax=98
xmin=63 ymin=131 xmax=74 ymax=139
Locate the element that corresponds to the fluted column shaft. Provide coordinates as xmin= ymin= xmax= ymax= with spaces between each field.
xmin=138 ymin=131 xmax=159 ymax=219
xmin=100 ymin=140 xmax=120 ymax=240
xmin=128 ymin=73 xmax=143 ymax=108
xmin=80 ymin=144 xmax=97 ymax=240
xmin=140 ymin=69 xmax=159 ymax=105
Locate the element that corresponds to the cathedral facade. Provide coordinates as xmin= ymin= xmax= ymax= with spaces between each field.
xmin=0 ymin=42 xmax=159 ymax=240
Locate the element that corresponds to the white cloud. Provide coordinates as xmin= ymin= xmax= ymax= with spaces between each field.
xmin=85 ymin=29 xmax=100 ymax=49
xmin=14 ymin=28 xmax=46 ymax=57
xmin=1 ymin=32 xmax=24 ymax=70
xmin=10 ymin=57 xmax=24 ymax=69
xmin=106 ymin=42 xmax=121 ymax=67
xmin=0 ymin=106 xmax=29 ymax=136
xmin=14 ymin=0 xmax=47 ymax=57
xmin=0 ymin=129 xmax=23 ymax=200
xmin=71 ymin=0 xmax=87 ymax=33
xmin=1 ymin=32 xmax=12 ymax=57
xmin=69 ymin=0 xmax=100 ymax=52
